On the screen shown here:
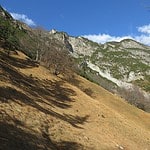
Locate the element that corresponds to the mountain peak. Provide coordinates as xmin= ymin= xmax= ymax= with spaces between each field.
xmin=120 ymin=38 xmax=146 ymax=49
xmin=49 ymin=29 xmax=57 ymax=34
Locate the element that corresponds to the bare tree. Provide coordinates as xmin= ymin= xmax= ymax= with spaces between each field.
xmin=118 ymin=85 xmax=147 ymax=111
xmin=40 ymin=47 xmax=76 ymax=76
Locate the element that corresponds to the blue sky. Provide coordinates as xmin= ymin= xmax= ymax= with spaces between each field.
xmin=1 ymin=0 xmax=150 ymax=45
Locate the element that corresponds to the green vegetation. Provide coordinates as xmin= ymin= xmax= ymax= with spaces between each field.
xmin=0 ymin=16 xmax=23 ymax=50
xmin=134 ymin=75 xmax=150 ymax=92
xmin=78 ymin=65 xmax=117 ymax=93
xmin=90 ymin=48 xmax=150 ymax=80
xmin=0 ymin=10 xmax=43 ymax=59
xmin=90 ymin=48 xmax=102 ymax=63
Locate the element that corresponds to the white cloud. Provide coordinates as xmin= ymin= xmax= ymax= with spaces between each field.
xmin=10 ymin=12 xmax=36 ymax=26
xmin=83 ymin=34 xmax=133 ymax=44
xmin=135 ymin=35 xmax=150 ymax=45
xmin=83 ymin=24 xmax=150 ymax=46
xmin=137 ymin=24 xmax=150 ymax=34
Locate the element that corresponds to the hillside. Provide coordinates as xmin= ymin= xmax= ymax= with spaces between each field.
xmin=0 ymin=48 xmax=150 ymax=150
xmin=0 ymin=5 xmax=150 ymax=112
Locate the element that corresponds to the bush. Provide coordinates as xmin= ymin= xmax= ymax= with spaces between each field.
xmin=0 ymin=16 xmax=21 ymax=50
xmin=118 ymin=85 xmax=149 ymax=111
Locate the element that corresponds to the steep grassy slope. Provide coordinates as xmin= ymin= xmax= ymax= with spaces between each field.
xmin=0 ymin=48 xmax=150 ymax=150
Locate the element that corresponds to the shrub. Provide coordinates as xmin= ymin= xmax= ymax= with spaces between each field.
xmin=118 ymin=85 xmax=148 ymax=111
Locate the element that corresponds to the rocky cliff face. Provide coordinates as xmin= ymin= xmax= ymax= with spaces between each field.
xmin=48 ymin=29 xmax=150 ymax=92
xmin=48 ymin=29 xmax=99 ymax=57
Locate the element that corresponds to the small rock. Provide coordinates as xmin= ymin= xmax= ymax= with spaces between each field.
xmin=16 ymin=108 xmax=21 ymax=112
xmin=101 ymin=114 xmax=105 ymax=118
xmin=84 ymin=136 xmax=89 ymax=140
xmin=116 ymin=144 xmax=124 ymax=150
xmin=119 ymin=146 xmax=124 ymax=150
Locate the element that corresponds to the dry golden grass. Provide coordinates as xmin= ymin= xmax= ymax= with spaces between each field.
xmin=0 ymin=49 xmax=150 ymax=150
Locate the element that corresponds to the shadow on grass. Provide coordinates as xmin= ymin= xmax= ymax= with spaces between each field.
xmin=0 ymin=50 xmax=38 ymax=69
xmin=0 ymin=121 xmax=84 ymax=150
xmin=0 ymin=51 xmax=89 ymax=128
xmin=65 ymin=75 xmax=95 ymax=98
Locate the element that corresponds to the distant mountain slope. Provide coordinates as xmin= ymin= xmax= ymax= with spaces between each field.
xmin=49 ymin=30 xmax=150 ymax=91
xmin=0 ymin=48 xmax=150 ymax=150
